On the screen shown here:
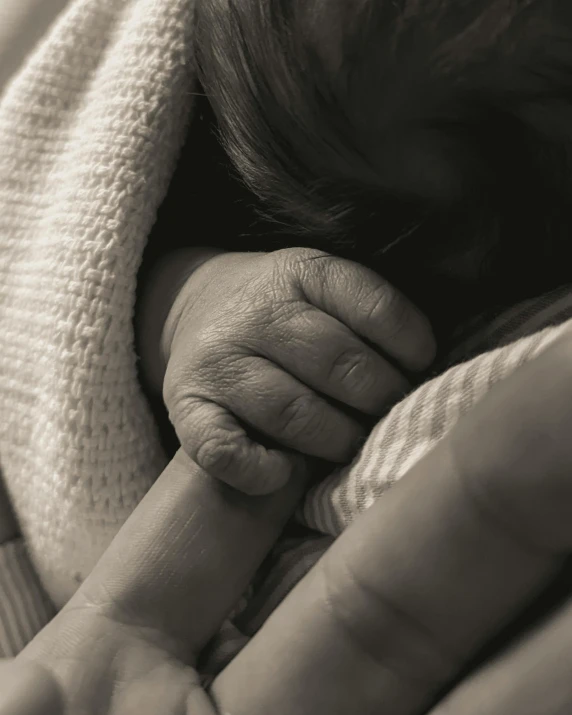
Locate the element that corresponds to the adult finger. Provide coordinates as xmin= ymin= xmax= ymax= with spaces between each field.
xmin=67 ymin=447 xmax=315 ymax=663
xmin=166 ymin=356 xmax=365 ymax=494
xmin=286 ymin=248 xmax=437 ymax=372
xmin=429 ymin=577 xmax=572 ymax=715
xmin=0 ymin=659 xmax=63 ymax=715
xmin=210 ymin=334 xmax=572 ymax=715
xmin=255 ymin=305 xmax=410 ymax=415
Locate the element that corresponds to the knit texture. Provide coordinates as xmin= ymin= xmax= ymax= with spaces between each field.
xmin=0 ymin=0 xmax=198 ymax=607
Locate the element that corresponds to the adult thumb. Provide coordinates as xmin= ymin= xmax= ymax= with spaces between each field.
xmin=0 ymin=659 xmax=62 ymax=715
xmin=75 ymin=448 xmax=313 ymax=661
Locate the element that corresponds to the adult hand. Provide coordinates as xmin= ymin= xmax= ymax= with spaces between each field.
xmin=210 ymin=330 xmax=572 ymax=714
xmin=12 ymin=448 xmax=313 ymax=714
xmin=4 ymin=331 xmax=572 ymax=714
xmin=426 ymin=578 xmax=572 ymax=715
xmin=0 ymin=659 xmax=62 ymax=715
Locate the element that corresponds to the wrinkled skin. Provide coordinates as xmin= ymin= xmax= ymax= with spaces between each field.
xmin=163 ymin=247 xmax=436 ymax=494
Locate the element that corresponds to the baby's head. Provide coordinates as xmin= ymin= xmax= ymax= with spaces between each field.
xmin=194 ymin=0 xmax=572 ymax=321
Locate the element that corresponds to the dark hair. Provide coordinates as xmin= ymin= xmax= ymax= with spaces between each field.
xmin=193 ymin=0 xmax=572 ymax=323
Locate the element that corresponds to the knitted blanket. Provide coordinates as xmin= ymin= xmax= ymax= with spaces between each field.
xmin=1 ymin=0 xmax=572 ymax=672
xmin=0 ymin=0 xmax=192 ymax=652
xmin=0 ymin=0 xmax=188 ymax=611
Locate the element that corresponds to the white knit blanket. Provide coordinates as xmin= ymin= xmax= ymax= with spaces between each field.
xmin=0 ymin=0 xmax=186 ymax=607
xmin=1 ymin=0 xmax=572 ymax=670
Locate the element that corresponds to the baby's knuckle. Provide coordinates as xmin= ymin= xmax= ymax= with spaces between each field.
xmin=273 ymin=246 xmax=331 ymax=266
xmin=195 ymin=431 xmax=242 ymax=475
xmin=276 ymin=392 xmax=324 ymax=441
xmin=190 ymin=345 xmax=253 ymax=395
xmin=164 ymin=391 xmax=199 ymax=441
xmin=200 ymin=347 xmax=246 ymax=378
xmin=194 ymin=320 xmax=242 ymax=353
xmin=273 ymin=247 xmax=336 ymax=284
xmin=162 ymin=361 xmax=205 ymax=414
xmin=329 ymin=347 xmax=372 ymax=394
xmin=162 ymin=373 xmax=177 ymax=410
xmin=363 ymin=283 xmax=409 ymax=337
xmin=263 ymin=302 xmax=313 ymax=343
xmin=162 ymin=362 xmax=188 ymax=412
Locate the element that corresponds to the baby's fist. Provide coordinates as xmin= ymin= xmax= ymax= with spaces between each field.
xmin=162 ymin=248 xmax=436 ymax=495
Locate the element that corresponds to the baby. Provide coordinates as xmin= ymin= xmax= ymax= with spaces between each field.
xmin=140 ymin=0 xmax=572 ymax=495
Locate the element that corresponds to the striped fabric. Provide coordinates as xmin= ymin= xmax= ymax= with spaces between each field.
xmin=0 ymin=539 xmax=55 ymax=657
xmin=201 ymin=283 xmax=572 ymax=680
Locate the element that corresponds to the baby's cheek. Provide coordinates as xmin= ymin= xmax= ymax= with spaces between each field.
xmin=300 ymin=0 xmax=371 ymax=75
xmin=368 ymin=128 xmax=466 ymax=205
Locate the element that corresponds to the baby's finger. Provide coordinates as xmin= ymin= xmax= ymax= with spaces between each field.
xmin=291 ymin=249 xmax=436 ymax=372
xmin=166 ymin=357 xmax=365 ymax=493
xmin=61 ymin=448 xmax=311 ymax=663
xmin=256 ymin=304 xmax=410 ymax=415
xmin=167 ymin=393 xmax=301 ymax=495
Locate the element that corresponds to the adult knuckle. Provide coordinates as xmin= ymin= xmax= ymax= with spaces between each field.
xmin=319 ymin=552 xmax=456 ymax=692
xmin=320 ymin=555 xmax=386 ymax=666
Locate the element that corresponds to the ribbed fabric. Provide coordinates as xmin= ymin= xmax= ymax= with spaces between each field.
xmin=0 ymin=540 xmax=55 ymax=657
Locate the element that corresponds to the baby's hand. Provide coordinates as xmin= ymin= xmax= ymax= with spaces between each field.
xmin=161 ymin=248 xmax=436 ymax=494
